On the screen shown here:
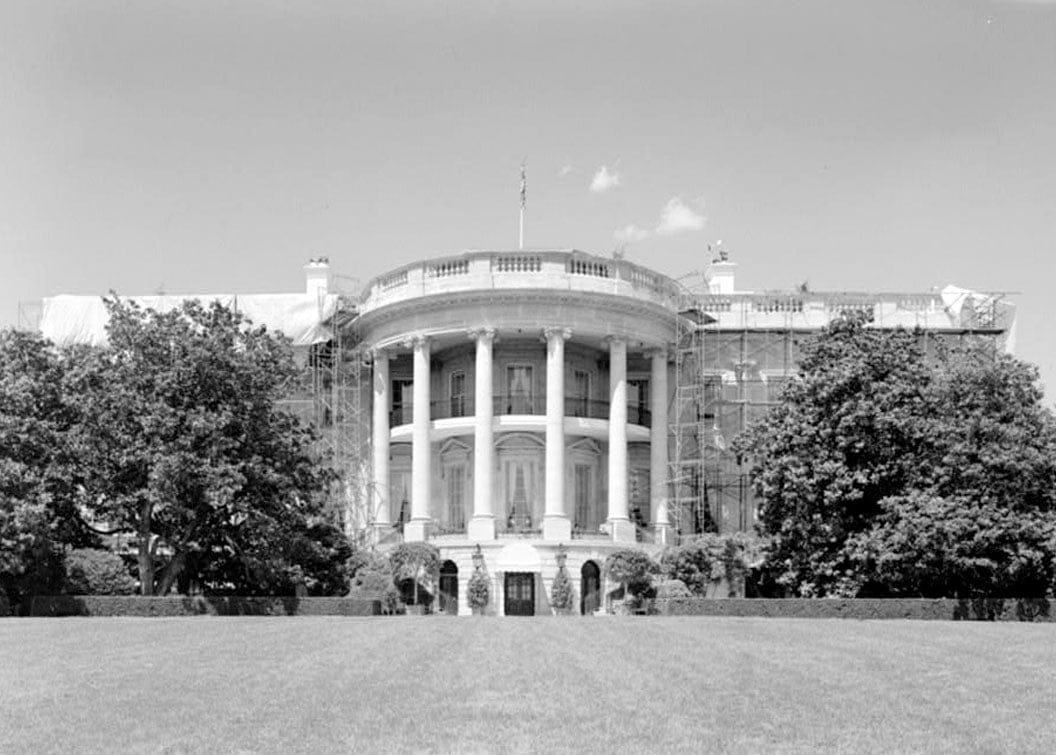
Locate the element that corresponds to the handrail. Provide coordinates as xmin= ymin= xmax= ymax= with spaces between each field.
xmin=391 ymin=395 xmax=651 ymax=425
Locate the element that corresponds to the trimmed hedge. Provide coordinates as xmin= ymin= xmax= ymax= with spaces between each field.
xmin=653 ymin=597 xmax=1054 ymax=621
xmin=30 ymin=595 xmax=380 ymax=617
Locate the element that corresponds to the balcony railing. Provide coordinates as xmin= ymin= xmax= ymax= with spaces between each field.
xmin=391 ymin=395 xmax=651 ymax=426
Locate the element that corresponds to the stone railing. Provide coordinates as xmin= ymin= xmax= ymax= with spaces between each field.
xmin=358 ymin=250 xmax=682 ymax=313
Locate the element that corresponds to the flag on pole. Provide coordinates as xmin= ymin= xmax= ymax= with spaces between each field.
xmin=520 ymin=162 xmax=526 ymax=209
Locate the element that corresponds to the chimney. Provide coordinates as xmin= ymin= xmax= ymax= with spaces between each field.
xmin=304 ymin=257 xmax=332 ymax=298
xmin=705 ymin=248 xmax=736 ymax=294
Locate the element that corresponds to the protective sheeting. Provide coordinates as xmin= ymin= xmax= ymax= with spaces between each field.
xmin=40 ymin=293 xmax=340 ymax=348
xmin=941 ymin=285 xmax=1017 ymax=353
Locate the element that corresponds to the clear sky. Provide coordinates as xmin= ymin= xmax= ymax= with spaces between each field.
xmin=2 ymin=1 xmax=1054 ymax=398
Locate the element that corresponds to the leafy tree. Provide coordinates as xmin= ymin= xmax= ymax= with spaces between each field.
xmin=388 ymin=542 xmax=440 ymax=607
xmin=737 ymin=314 xmax=1056 ymax=597
xmin=603 ymin=548 xmax=658 ymax=604
xmin=62 ymin=297 xmax=339 ymax=596
xmin=0 ymin=330 xmax=87 ymax=608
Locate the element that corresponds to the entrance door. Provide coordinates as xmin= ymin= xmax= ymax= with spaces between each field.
xmin=581 ymin=561 xmax=600 ymax=615
xmin=504 ymin=572 xmax=535 ymax=616
xmin=439 ymin=561 xmax=459 ymax=615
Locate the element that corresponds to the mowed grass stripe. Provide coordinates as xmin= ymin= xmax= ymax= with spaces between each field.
xmin=1 ymin=617 xmax=1054 ymax=753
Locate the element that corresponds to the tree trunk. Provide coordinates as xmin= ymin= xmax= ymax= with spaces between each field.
xmin=137 ymin=501 xmax=154 ymax=596
xmin=155 ymin=552 xmax=186 ymax=596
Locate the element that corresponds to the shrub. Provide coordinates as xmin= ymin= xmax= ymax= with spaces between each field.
xmin=550 ymin=567 xmax=574 ymax=611
xmin=468 ymin=568 xmax=490 ymax=611
xmin=348 ymin=567 xmax=400 ymax=614
xmin=655 ymin=579 xmax=692 ymax=600
xmin=64 ymin=548 xmax=137 ymax=595
xmin=661 ymin=534 xmax=766 ymax=597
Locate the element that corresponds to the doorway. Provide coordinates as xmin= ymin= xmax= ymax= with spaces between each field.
xmin=439 ymin=560 xmax=459 ymax=615
xmin=504 ymin=572 xmax=535 ymax=616
xmin=581 ymin=561 xmax=600 ymax=615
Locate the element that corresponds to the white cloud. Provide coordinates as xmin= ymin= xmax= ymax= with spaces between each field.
xmin=656 ymin=196 xmax=706 ymax=235
xmin=614 ymin=224 xmax=650 ymax=243
xmin=589 ymin=164 xmax=622 ymax=193
xmin=557 ymin=164 xmax=573 ymax=178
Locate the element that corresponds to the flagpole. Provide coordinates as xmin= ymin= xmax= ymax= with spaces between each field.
xmin=519 ymin=161 xmax=526 ymax=251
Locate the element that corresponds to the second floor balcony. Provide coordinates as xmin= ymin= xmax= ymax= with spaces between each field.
xmin=389 ymin=394 xmax=652 ymax=428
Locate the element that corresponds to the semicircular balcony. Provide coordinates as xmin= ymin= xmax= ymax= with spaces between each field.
xmin=388 ymin=394 xmax=651 ymax=443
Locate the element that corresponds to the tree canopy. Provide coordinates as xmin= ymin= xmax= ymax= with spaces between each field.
xmin=59 ymin=297 xmax=344 ymax=596
xmin=737 ymin=315 xmax=1056 ymax=598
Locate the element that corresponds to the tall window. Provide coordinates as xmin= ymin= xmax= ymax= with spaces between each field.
xmin=572 ymin=370 xmax=591 ymax=417
xmin=391 ymin=378 xmax=414 ymax=425
xmin=573 ymin=464 xmax=596 ymax=531
xmin=506 ymin=365 xmax=533 ymax=414
xmin=446 ymin=465 xmax=466 ymax=530
xmin=450 ymin=371 xmax=466 ymax=418
xmin=627 ymin=378 xmax=649 ymax=425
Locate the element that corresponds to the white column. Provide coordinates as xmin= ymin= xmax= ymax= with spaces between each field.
xmin=649 ymin=347 xmax=672 ymax=544
xmin=468 ymin=328 xmax=496 ymax=541
xmin=543 ymin=327 xmax=572 ymax=541
xmin=607 ymin=336 xmax=635 ymax=542
xmin=371 ymin=348 xmax=391 ymax=532
xmin=405 ymin=335 xmax=431 ymax=542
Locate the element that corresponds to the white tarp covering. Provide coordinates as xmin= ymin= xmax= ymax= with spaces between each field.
xmin=495 ymin=542 xmax=542 ymax=572
xmin=40 ymin=293 xmax=340 ymax=348
xmin=941 ymin=284 xmax=1017 ymax=353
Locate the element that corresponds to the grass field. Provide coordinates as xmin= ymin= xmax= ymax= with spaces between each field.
xmin=2 ymin=617 xmax=1055 ymax=753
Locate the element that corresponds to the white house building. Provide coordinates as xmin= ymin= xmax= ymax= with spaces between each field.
xmin=38 ymin=249 xmax=1015 ymax=616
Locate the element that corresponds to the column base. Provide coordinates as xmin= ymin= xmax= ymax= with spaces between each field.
xmin=467 ymin=516 xmax=496 ymax=541
xmin=609 ymin=518 xmax=637 ymax=544
xmin=653 ymin=523 xmax=674 ymax=546
xmin=542 ymin=515 xmax=571 ymax=542
xmin=404 ymin=519 xmax=430 ymax=542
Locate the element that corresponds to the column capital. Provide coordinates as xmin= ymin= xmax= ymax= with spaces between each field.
xmin=467 ymin=327 xmax=497 ymax=345
xmin=604 ymin=334 xmax=628 ymax=347
xmin=369 ymin=346 xmax=397 ymax=363
xmin=644 ymin=345 xmax=669 ymax=360
xmin=402 ymin=334 xmax=430 ymax=350
xmin=542 ymin=326 xmax=572 ymax=344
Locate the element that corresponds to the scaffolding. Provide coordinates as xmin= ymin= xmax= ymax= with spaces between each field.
xmin=667 ymin=285 xmax=1016 ymax=540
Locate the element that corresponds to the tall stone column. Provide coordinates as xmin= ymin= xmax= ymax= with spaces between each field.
xmin=405 ymin=335 xmax=431 ymax=542
xmin=543 ymin=327 xmax=572 ymax=541
xmin=468 ymin=328 xmax=496 ymax=541
xmin=649 ymin=347 xmax=672 ymax=544
xmin=607 ymin=336 xmax=635 ymax=542
xmin=371 ymin=348 xmax=391 ymax=534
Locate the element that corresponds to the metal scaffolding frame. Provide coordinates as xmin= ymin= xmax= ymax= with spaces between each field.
xmin=667 ymin=286 xmax=1015 ymax=540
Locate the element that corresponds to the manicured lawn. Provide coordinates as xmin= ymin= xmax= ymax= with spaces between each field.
xmin=2 ymin=616 xmax=1054 ymax=753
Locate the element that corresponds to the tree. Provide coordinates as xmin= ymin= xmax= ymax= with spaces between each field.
xmin=603 ymin=548 xmax=658 ymax=607
xmin=0 ymin=330 xmax=87 ymax=608
xmin=62 ymin=297 xmax=339 ymax=596
xmin=737 ymin=313 xmax=1056 ymax=598
xmin=388 ymin=542 xmax=440 ymax=607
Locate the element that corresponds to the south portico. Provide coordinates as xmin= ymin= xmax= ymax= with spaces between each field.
xmin=367 ymin=323 xmax=672 ymax=546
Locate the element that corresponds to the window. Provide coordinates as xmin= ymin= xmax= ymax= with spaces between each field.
xmin=446 ymin=465 xmax=466 ymax=530
xmin=573 ymin=464 xmax=597 ymax=531
xmin=627 ymin=378 xmax=649 ymax=425
xmin=391 ymin=378 xmax=414 ymax=425
xmin=450 ymin=371 xmax=466 ymax=418
xmin=572 ymin=370 xmax=591 ymax=417
xmin=506 ymin=365 xmax=533 ymax=414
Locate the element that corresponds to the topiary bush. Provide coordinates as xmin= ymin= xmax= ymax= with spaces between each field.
xmin=468 ymin=568 xmax=490 ymax=613
xmin=64 ymin=548 xmax=137 ymax=595
xmin=550 ymin=566 xmax=574 ymax=612
xmin=348 ymin=567 xmax=400 ymax=615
